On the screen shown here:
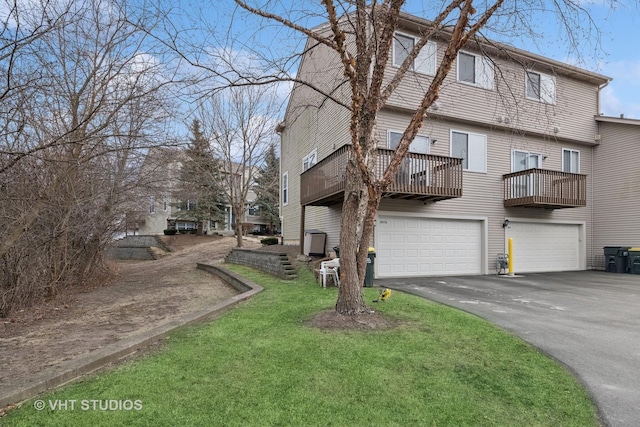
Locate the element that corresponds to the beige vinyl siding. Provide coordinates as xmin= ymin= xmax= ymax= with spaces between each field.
xmin=376 ymin=110 xmax=594 ymax=272
xmin=384 ymin=33 xmax=601 ymax=145
xmin=593 ymin=120 xmax=640 ymax=264
xmin=281 ymin=24 xmax=602 ymax=266
xmin=280 ymin=35 xmax=351 ymax=246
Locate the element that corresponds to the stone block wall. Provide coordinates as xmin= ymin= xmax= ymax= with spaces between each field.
xmin=107 ymin=235 xmax=171 ymax=260
xmin=225 ymin=249 xmax=297 ymax=280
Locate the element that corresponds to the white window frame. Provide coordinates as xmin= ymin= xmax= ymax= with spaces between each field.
xmin=176 ymin=221 xmax=197 ymax=231
xmin=149 ymin=196 xmax=155 ymax=214
xmin=387 ymin=130 xmax=430 ymax=154
xmin=388 ymin=130 xmax=430 ymax=186
xmin=392 ymin=32 xmax=436 ymax=76
xmin=282 ymin=171 xmax=288 ymax=206
xmin=450 ymin=130 xmax=487 ymax=173
xmin=511 ymin=150 xmax=542 ymax=173
xmin=511 ymin=150 xmax=542 ymax=197
xmin=302 ymin=149 xmax=317 ymax=172
xmin=562 ymin=148 xmax=580 ymax=173
xmin=456 ymin=51 xmax=494 ymax=90
xmin=526 ymin=70 xmax=556 ymax=104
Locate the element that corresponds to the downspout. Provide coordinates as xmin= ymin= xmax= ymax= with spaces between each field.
xmin=276 ymin=121 xmax=285 ymax=244
xmin=591 ymin=80 xmax=610 ymax=268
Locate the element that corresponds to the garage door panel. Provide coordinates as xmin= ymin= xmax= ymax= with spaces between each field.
xmin=507 ymin=222 xmax=581 ymax=273
xmin=377 ymin=216 xmax=482 ymax=277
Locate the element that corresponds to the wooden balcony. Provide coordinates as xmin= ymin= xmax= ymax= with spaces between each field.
xmin=300 ymin=145 xmax=463 ymax=206
xmin=503 ymin=168 xmax=587 ymax=209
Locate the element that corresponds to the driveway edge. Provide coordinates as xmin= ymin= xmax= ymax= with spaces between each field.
xmin=0 ymin=264 xmax=262 ymax=409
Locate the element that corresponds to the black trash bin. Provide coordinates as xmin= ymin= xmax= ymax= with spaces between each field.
xmin=628 ymin=248 xmax=640 ymax=274
xmin=364 ymin=247 xmax=375 ymax=287
xmin=603 ymin=246 xmax=630 ymax=273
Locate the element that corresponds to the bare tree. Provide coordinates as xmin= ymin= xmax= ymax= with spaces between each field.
xmin=229 ymin=0 xmax=612 ymax=315
xmin=200 ymin=84 xmax=280 ymax=247
xmin=0 ymin=0 xmax=179 ymax=315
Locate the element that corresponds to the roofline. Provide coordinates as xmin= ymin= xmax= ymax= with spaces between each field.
xmin=397 ymin=12 xmax=611 ymax=85
xmin=595 ymin=115 xmax=640 ymax=126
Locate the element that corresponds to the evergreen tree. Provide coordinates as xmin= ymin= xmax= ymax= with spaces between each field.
xmin=175 ymin=119 xmax=226 ymax=233
xmin=254 ymin=143 xmax=280 ymax=234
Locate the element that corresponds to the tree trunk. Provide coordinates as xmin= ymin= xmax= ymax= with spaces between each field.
xmin=235 ymin=217 xmax=243 ymax=247
xmin=335 ymin=160 xmax=368 ymax=315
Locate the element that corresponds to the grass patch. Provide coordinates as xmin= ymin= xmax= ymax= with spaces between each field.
xmin=4 ymin=266 xmax=599 ymax=426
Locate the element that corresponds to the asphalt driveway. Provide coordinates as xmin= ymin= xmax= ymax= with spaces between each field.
xmin=377 ymin=271 xmax=640 ymax=427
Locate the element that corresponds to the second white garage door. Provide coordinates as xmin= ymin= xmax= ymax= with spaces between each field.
xmin=506 ymin=222 xmax=582 ymax=273
xmin=376 ymin=216 xmax=483 ymax=277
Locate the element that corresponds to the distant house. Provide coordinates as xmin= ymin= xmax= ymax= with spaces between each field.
xmin=278 ymin=11 xmax=631 ymax=277
xmin=134 ymin=149 xmax=270 ymax=235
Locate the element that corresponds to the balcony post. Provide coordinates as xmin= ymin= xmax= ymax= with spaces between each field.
xmin=299 ymin=204 xmax=306 ymax=255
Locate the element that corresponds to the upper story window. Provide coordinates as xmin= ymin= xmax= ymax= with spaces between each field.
xmin=457 ymin=51 xmax=494 ymax=90
xmin=393 ymin=32 xmax=436 ymax=76
xmin=388 ymin=130 xmax=429 ymax=154
xmin=149 ymin=196 xmax=155 ymax=214
xmin=526 ymin=71 xmax=556 ymax=104
xmin=282 ymin=172 xmax=288 ymax=206
xmin=248 ymin=205 xmax=259 ymax=216
xmin=562 ymin=148 xmax=580 ymax=173
xmin=450 ymin=130 xmax=487 ymax=173
xmin=302 ymin=149 xmax=317 ymax=172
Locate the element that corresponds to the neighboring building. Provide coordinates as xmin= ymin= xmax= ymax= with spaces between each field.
xmin=593 ymin=115 xmax=640 ymax=264
xmin=279 ymin=12 xmax=618 ymax=277
xmin=136 ymin=149 xmax=270 ymax=236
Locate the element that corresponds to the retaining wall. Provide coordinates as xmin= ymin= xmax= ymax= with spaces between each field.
xmin=225 ymin=249 xmax=297 ymax=280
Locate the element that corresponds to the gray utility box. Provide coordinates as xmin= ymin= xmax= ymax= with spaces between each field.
xmin=604 ymin=246 xmax=630 ymax=273
xmin=304 ymin=229 xmax=326 ymax=256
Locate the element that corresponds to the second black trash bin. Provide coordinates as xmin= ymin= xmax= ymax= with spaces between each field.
xmin=603 ymin=246 xmax=630 ymax=273
xmin=628 ymin=248 xmax=640 ymax=274
xmin=364 ymin=247 xmax=375 ymax=287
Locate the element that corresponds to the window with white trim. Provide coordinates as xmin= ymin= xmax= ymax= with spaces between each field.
xmin=562 ymin=148 xmax=580 ymax=173
xmin=393 ymin=32 xmax=436 ymax=76
xmin=450 ymin=130 xmax=487 ymax=172
xmin=282 ymin=171 xmax=288 ymax=206
xmin=387 ymin=131 xmax=429 ymax=154
xmin=176 ymin=221 xmax=197 ymax=230
xmin=457 ymin=51 xmax=494 ymax=90
xmin=302 ymin=149 xmax=317 ymax=172
xmin=526 ymin=71 xmax=556 ymax=104
xmin=149 ymin=196 xmax=155 ymax=214
xmin=388 ymin=131 xmax=430 ymax=186
xmin=511 ymin=150 xmax=542 ymax=197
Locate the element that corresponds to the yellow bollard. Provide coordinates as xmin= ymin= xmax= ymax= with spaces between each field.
xmin=508 ymin=237 xmax=514 ymax=276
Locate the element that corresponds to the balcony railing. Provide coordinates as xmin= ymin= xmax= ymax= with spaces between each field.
xmin=300 ymin=145 xmax=463 ymax=206
xmin=503 ymin=168 xmax=586 ymax=209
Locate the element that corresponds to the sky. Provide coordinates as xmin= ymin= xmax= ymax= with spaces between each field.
xmin=209 ymin=0 xmax=640 ymax=120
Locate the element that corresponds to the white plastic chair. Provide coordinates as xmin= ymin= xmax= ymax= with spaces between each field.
xmin=319 ymin=258 xmax=340 ymax=288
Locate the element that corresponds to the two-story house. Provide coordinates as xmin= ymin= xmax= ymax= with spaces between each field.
xmin=136 ymin=149 xmax=271 ymax=236
xmin=279 ymin=12 xmax=612 ymax=277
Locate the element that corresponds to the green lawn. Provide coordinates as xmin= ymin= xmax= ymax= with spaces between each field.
xmin=3 ymin=266 xmax=599 ymax=427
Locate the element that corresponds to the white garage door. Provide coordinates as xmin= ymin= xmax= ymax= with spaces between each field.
xmin=376 ymin=216 xmax=483 ymax=277
xmin=506 ymin=222 xmax=581 ymax=273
